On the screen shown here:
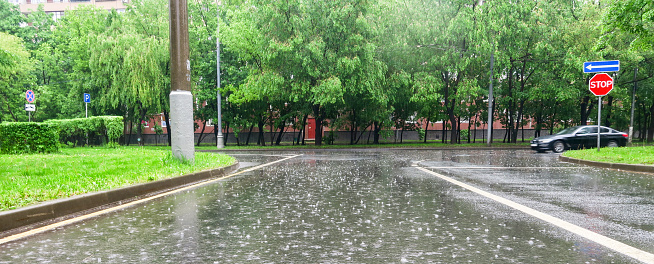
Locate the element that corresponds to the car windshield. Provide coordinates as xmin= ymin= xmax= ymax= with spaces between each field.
xmin=556 ymin=127 xmax=580 ymax=135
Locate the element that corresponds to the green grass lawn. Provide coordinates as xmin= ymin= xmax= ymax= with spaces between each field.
xmin=0 ymin=147 xmax=236 ymax=211
xmin=563 ymin=146 xmax=654 ymax=165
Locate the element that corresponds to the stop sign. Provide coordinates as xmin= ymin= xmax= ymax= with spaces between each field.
xmin=589 ymin=73 xmax=613 ymax=96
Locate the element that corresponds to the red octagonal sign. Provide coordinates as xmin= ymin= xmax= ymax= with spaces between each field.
xmin=589 ymin=73 xmax=613 ymax=96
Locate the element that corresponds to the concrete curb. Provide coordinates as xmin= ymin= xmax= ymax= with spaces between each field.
xmin=0 ymin=162 xmax=240 ymax=234
xmin=559 ymin=156 xmax=654 ymax=174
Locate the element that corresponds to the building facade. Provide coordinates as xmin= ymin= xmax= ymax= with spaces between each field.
xmin=15 ymin=0 xmax=127 ymax=19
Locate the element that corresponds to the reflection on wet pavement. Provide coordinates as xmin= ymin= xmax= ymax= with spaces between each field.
xmin=0 ymin=150 xmax=651 ymax=263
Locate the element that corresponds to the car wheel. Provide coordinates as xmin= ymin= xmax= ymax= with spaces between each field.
xmin=552 ymin=141 xmax=565 ymax=153
xmin=607 ymin=140 xmax=619 ymax=148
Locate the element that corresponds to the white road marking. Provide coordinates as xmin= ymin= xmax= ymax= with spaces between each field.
xmin=425 ymin=167 xmax=582 ymax=169
xmin=414 ymin=165 xmax=654 ymax=264
xmin=0 ymin=154 xmax=302 ymax=245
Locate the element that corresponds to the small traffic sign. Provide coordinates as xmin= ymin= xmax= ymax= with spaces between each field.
xmin=583 ymin=60 xmax=620 ymax=73
xmin=26 ymin=90 xmax=35 ymax=103
xmin=84 ymin=93 xmax=91 ymax=103
xmin=25 ymin=104 xmax=35 ymax=112
xmin=589 ymin=73 xmax=613 ymax=96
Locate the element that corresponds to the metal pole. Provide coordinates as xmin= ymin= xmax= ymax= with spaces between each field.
xmin=597 ymin=96 xmax=602 ymax=152
xmin=216 ymin=2 xmax=224 ymax=149
xmin=629 ymin=67 xmax=637 ymax=144
xmin=28 ymin=112 xmax=31 ymax=122
xmin=85 ymin=102 xmax=88 ymax=146
xmin=487 ymin=52 xmax=494 ymax=146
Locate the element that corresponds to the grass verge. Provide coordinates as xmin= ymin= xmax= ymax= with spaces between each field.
xmin=563 ymin=146 xmax=654 ymax=165
xmin=0 ymin=147 xmax=236 ymax=211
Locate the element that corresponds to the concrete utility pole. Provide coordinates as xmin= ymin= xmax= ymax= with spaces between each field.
xmin=487 ymin=52 xmax=494 ymax=147
xmin=169 ymin=0 xmax=195 ymax=162
xmin=216 ymin=2 xmax=224 ymax=149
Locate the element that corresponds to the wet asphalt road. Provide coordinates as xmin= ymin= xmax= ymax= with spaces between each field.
xmin=0 ymin=149 xmax=653 ymax=263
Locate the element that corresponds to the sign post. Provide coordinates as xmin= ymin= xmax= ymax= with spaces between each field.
xmin=588 ymin=73 xmax=614 ymax=152
xmin=84 ymin=93 xmax=91 ymax=118
xmin=25 ymin=90 xmax=35 ymax=122
xmin=83 ymin=93 xmax=91 ymax=145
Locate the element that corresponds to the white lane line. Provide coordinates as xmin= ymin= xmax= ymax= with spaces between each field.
xmin=414 ymin=166 xmax=654 ymax=264
xmin=0 ymin=154 xmax=302 ymax=246
xmin=425 ymin=167 xmax=582 ymax=169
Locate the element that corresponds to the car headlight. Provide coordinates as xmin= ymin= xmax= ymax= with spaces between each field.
xmin=539 ymin=138 xmax=554 ymax=143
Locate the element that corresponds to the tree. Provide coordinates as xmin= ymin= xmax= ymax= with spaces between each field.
xmin=0 ymin=32 xmax=34 ymax=123
xmin=602 ymin=0 xmax=654 ymax=140
xmin=0 ymin=0 xmax=24 ymax=36
xmin=225 ymin=0 xmax=386 ymax=145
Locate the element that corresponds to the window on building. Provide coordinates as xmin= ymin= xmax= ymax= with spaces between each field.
xmin=48 ymin=11 xmax=64 ymax=21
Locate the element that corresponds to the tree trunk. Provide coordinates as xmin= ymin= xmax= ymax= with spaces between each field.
xmin=373 ymin=121 xmax=381 ymax=144
xmin=449 ymin=112 xmax=457 ymax=144
xmin=580 ymin=96 xmax=594 ymax=126
xmin=423 ymin=117 xmax=430 ymax=143
xmin=605 ymin=96 xmax=613 ymax=127
xmin=258 ymin=119 xmax=266 ymax=146
xmin=245 ymin=123 xmax=254 ymax=146
xmin=137 ymin=108 xmax=146 ymax=146
xmin=354 ymin=123 xmax=371 ymax=145
xmin=196 ymin=120 xmax=207 ymax=146
xmin=534 ymin=110 xmax=542 ymax=138
xmin=638 ymin=104 xmax=647 ymax=140
xmin=275 ymin=125 xmax=285 ymax=145
xmin=163 ymin=109 xmax=172 ymax=146
xmin=126 ymin=120 xmax=133 ymax=146
xmin=313 ymin=104 xmax=323 ymax=146
xmin=224 ymin=122 xmax=230 ymax=145
xmin=648 ymin=102 xmax=654 ymax=142
xmin=300 ymin=114 xmax=308 ymax=145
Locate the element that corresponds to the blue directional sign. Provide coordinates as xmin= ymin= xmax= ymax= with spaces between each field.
xmin=583 ymin=60 xmax=620 ymax=73
xmin=84 ymin=93 xmax=91 ymax=103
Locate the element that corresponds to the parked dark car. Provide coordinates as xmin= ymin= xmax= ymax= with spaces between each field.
xmin=531 ymin=125 xmax=628 ymax=153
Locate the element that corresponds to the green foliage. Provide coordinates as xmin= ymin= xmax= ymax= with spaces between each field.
xmin=45 ymin=116 xmax=124 ymax=146
xmin=0 ymin=32 xmax=34 ymax=123
xmin=0 ymin=0 xmax=24 ymax=36
xmin=417 ymin=128 xmax=426 ymax=141
xmin=461 ymin=129 xmax=470 ymax=141
xmin=604 ymin=0 xmax=654 ymax=51
xmin=0 ymin=122 xmax=59 ymax=154
xmin=3 ymin=0 xmax=651 ymax=147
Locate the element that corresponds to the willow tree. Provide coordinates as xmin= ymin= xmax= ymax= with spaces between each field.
xmin=84 ymin=0 xmax=170 ymax=145
xmin=0 ymin=32 xmax=34 ymax=123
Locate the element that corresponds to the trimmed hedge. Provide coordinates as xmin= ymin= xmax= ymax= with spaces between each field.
xmin=45 ymin=116 xmax=123 ymax=147
xmin=0 ymin=122 xmax=60 ymax=154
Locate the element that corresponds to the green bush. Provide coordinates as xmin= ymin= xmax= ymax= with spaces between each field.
xmin=461 ymin=129 xmax=470 ymax=141
xmin=0 ymin=122 xmax=60 ymax=154
xmin=45 ymin=116 xmax=123 ymax=147
xmin=417 ymin=128 xmax=426 ymax=141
